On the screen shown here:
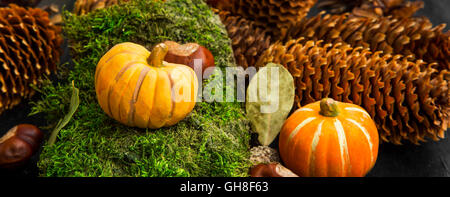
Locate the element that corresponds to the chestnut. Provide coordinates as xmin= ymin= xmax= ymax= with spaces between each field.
xmin=163 ymin=41 xmax=215 ymax=76
xmin=250 ymin=163 xmax=299 ymax=177
xmin=0 ymin=124 xmax=43 ymax=169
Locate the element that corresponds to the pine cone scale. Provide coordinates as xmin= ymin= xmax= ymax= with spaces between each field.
xmin=0 ymin=4 xmax=62 ymax=114
xmin=318 ymin=0 xmax=424 ymax=19
xmin=286 ymin=13 xmax=450 ymax=72
xmin=209 ymin=0 xmax=317 ymax=39
xmin=217 ymin=10 xmax=273 ymax=68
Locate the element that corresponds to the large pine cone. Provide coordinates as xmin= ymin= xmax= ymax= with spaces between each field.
xmin=285 ymin=13 xmax=450 ymax=72
xmin=0 ymin=4 xmax=63 ymax=114
xmin=317 ymin=0 xmax=424 ymax=19
xmin=256 ymin=38 xmax=449 ymax=145
xmin=207 ymin=0 xmax=318 ymax=39
xmin=217 ymin=10 xmax=272 ymax=68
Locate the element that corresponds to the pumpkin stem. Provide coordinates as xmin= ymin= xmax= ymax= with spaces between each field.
xmin=319 ymin=98 xmax=340 ymax=117
xmin=148 ymin=43 xmax=169 ymax=67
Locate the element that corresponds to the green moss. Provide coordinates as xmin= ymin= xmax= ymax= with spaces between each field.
xmin=36 ymin=0 xmax=251 ymax=177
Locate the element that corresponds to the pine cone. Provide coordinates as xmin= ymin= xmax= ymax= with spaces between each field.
xmin=207 ymin=0 xmax=318 ymax=39
xmin=0 ymin=0 xmax=41 ymax=7
xmin=317 ymin=0 xmax=424 ymax=19
xmin=217 ymin=10 xmax=272 ymax=68
xmin=73 ymin=0 xmax=131 ymax=15
xmin=285 ymin=13 xmax=450 ymax=72
xmin=256 ymin=38 xmax=450 ymax=145
xmin=0 ymin=4 xmax=63 ymax=114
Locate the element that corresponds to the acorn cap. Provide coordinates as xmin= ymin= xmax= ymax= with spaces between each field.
xmin=0 ymin=4 xmax=62 ymax=114
xmin=257 ymin=37 xmax=449 ymax=145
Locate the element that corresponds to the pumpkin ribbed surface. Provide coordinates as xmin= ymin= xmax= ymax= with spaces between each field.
xmin=279 ymin=99 xmax=379 ymax=177
xmin=95 ymin=42 xmax=198 ymax=129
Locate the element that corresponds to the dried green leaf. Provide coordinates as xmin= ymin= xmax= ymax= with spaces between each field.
xmin=48 ymin=81 xmax=80 ymax=146
xmin=246 ymin=63 xmax=295 ymax=146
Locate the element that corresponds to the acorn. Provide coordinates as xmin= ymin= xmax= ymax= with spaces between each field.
xmin=0 ymin=124 xmax=43 ymax=169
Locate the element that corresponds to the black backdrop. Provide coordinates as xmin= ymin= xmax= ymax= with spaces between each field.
xmin=0 ymin=0 xmax=449 ymax=177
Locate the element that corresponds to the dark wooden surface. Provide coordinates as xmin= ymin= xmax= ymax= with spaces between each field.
xmin=0 ymin=0 xmax=449 ymax=177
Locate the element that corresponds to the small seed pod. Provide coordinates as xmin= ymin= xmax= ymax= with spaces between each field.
xmin=250 ymin=146 xmax=281 ymax=165
xmin=250 ymin=163 xmax=299 ymax=177
xmin=0 ymin=124 xmax=43 ymax=169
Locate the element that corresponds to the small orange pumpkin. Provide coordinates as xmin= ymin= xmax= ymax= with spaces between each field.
xmin=95 ymin=42 xmax=198 ymax=129
xmin=279 ymin=98 xmax=379 ymax=177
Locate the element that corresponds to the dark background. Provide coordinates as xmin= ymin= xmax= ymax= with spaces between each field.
xmin=0 ymin=0 xmax=449 ymax=177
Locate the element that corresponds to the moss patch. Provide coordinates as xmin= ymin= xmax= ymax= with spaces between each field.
xmin=36 ymin=0 xmax=251 ymax=177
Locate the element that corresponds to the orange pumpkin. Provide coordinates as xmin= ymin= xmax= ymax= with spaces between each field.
xmin=279 ymin=98 xmax=379 ymax=177
xmin=95 ymin=42 xmax=198 ymax=129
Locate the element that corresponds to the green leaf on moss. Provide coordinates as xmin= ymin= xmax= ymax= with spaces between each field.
xmin=48 ymin=81 xmax=80 ymax=146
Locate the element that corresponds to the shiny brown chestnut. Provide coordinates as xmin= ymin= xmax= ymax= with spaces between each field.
xmin=250 ymin=163 xmax=299 ymax=177
xmin=163 ymin=41 xmax=215 ymax=75
xmin=0 ymin=124 xmax=43 ymax=169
